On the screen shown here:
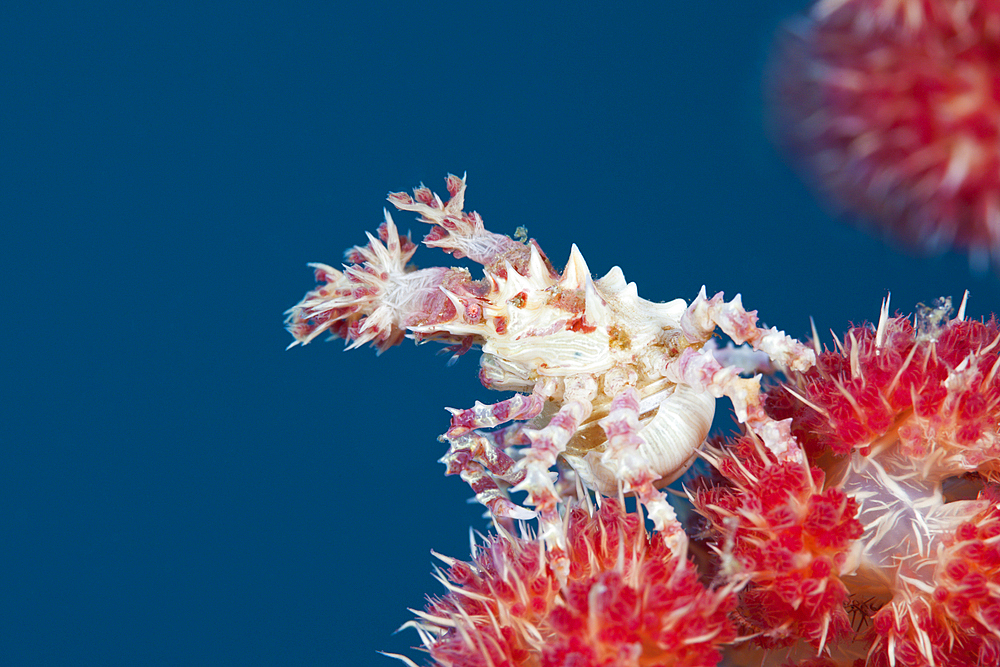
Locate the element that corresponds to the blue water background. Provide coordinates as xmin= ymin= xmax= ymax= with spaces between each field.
xmin=5 ymin=1 xmax=998 ymax=664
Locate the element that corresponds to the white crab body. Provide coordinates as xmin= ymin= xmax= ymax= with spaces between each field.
xmin=562 ymin=384 xmax=716 ymax=496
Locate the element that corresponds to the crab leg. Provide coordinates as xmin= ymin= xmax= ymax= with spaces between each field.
xmin=437 ymin=387 xmax=545 ymax=521
xmin=668 ymin=287 xmax=817 ymax=465
xmin=666 ymin=345 xmax=804 ymax=465
xmin=387 ymin=175 xmax=532 ymax=269
xmin=445 ymin=390 xmax=544 ymax=438
xmin=680 ymin=287 xmax=816 ymax=372
xmin=598 ymin=387 xmax=687 ymax=552
xmin=512 ymin=375 xmax=598 ymax=551
xmin=439 ymin=424 xmax=535 ymax=519
xmin=459 ymin=460 xmax=535 ymax=522
xmin=440 ymin=430 xmax=523 ymax=484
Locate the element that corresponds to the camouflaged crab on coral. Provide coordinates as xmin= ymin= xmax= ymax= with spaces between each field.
xmin=287 ymin=176 xmax=1000 ymax=667
xmin=286 ymin=175 xmax=813 ymax=554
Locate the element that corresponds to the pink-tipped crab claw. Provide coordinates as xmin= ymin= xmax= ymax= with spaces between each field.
xmin=286 ymin=175 xmax=816 ymax=553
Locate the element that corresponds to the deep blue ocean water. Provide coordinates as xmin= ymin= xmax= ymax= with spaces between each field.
xmin=5 ymin=1 xmax=999 ymax=664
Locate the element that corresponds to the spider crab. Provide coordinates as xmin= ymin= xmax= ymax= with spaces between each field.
xmin=286 ymin=175 xmax=816 ymax=557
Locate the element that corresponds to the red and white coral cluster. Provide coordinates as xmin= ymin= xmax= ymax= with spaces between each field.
xmin=741 ymin=295 xmax=1000 ymax=666
xmin=287 ymin=175 xmax=1000 ymax=666
xmin=866 ymin=487 xmax=1000 ymax=667
xmin=692 ymin=435 xmax=863 ymax=654
xmin=768 ymin=295 xmax=1000 ymax=475
xmin=687 ymin=296 xmax=1000 ymax=665
xmin=390 ymin=498 xmax=736 ymax=667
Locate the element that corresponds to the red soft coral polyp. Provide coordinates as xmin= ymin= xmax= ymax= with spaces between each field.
xmin=867 ymin=488 xmax=1000 ymax=667
xmin=756 ymin=298 xmax=1000 ymax=665
xmin=769 ymin=299 xmax=1000 ymax=479
xmin=409 ymin=499 xmax=736 ymax=667
xmin=692 ymin=435 xmax=862 ymax=654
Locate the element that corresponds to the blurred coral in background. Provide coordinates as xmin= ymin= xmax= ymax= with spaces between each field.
xmin=287 ymin=173 xmax=1000 ymax=666
xmin=767 ymin=0 xmax=1000 ymax=272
